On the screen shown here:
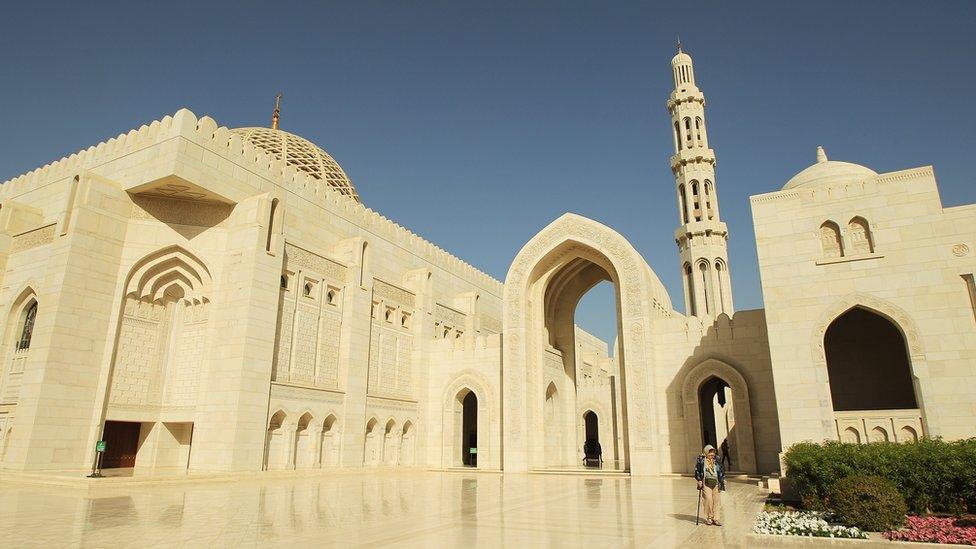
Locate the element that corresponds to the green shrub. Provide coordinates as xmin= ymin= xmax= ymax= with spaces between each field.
xmin=829 ymin=475 xmax=906 ymax=531
xmin=783 ymin=438 xmax=976 ymax=514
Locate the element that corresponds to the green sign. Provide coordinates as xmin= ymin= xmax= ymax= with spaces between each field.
xmin=469 ymin=447 xmax=477 ymax=455
xmin=96 ymin=440 xmax=106 ymax=453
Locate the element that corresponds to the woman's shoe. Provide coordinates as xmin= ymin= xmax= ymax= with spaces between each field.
xmin=705 ymin=518 xmax=713 ymax=525
xmin=713 ymin=520 xmax=722 ymax=526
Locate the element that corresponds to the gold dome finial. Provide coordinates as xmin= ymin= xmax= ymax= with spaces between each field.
xmin=271 ymin=93 xmax=282 ymax=130
xmin=676 ymin=36 xmax=683 ymax=53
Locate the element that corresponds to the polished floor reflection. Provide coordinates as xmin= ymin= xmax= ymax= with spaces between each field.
xmin=0 ymin=470 xmax=765 ymax=548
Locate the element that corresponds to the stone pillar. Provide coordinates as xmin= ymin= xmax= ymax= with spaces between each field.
xmin=188 ymin=193 xmax=280 ymax=472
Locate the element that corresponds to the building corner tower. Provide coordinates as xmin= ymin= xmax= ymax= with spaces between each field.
xmin=668 ymin=44 xmax=734 ymax=318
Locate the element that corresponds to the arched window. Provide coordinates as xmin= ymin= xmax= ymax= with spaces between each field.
xmin=698 ymin=262 xmax=711 ymax=315
xmin=820 ymin=221 xmax=844 ymax=258
xmin=677 ymin=184 xmax=689 ymax=224
xmin=673 ymin=121 xmax=681 ymax=153
xmin=715 ymin=260 xmax=726 ymax=315
xmin=359 ymin=242 xmax=369 ymax=287
xmin=703 ymin=181 xmax=714 ymax=220
xmin=691 ymin=181 xmax=702 ymax=222
xmin=848 ymin=217 xmax=874 ymax=254
xmin=266 ymin=198 xmax=279 ymax=252
xmin=16 ymin=301 xmax=37 ymax=351
xmin=695 ymin=117 xmax=703 ymax=146
xmin=683 ymin=118 xmax=692 ymax=149
xmin=683 ymin=263 xmax=696 ymax=317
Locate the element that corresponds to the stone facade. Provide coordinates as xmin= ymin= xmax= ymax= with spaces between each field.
xmin=0 ymin=48 xmax=972 ymax=477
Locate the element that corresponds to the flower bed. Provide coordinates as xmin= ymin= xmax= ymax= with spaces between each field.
xmin=884 ymin=516 xmax=976 ymax=546
xmin=753 ymin=510 xmax=868 ymax=539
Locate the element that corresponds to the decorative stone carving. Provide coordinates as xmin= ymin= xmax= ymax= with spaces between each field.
xmin=284 ymin=243 xmax=347 ymax=282
xmin=435 ymin=303 xmax=466 ymax=326
xmin=374 ymin=279 xmax=416 ymax=307
xmin=131 ymin=196 xmax=232 ymax=227
xmin=11 ymin=224 xmax=55 ymax=253
xmin=952 ymin=243 xmax=970 ymax=257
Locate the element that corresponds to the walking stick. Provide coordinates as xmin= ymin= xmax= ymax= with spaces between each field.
xmin=695 ymin=482 xmax=702 ymax=525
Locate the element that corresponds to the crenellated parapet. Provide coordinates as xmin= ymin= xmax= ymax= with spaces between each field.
xmin=0 ymin=108 xmax=503 ymax=295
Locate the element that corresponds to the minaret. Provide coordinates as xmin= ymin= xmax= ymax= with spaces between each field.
xmin=668 ymin=44 xmax=734 ymax=318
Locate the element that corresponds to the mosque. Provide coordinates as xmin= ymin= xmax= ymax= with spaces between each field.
xmin=0 ymin=47 xmax=973 ymax=477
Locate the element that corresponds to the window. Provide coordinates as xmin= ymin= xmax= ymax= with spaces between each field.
xmin=384 ymin=307 xmax=394 ymax=323
xmin=848 ymin=217 xmax=874 ymax=254
xmin=820 ymin=221 xmax=844 ymax=258
xmin=964 ymin=274 xmax=976 ymax=324
xmin=303 ymin=280 xmax=317 ymax=298
xmin=280 ymin=274 xmax=289 ymax=290
xmin=401 ymin=312 xmax=411 ymax=329
xmin=326 ymin=288 xmax=338 ymax=305
xmin=17 ymin=301 xmax=37 ymax=351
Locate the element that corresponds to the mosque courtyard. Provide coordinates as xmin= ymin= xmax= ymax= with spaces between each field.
xmin=0 ymin=470 xmax=770 ymax=548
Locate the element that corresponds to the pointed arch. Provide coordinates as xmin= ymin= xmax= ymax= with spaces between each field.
xmin=124 ymin=245 xmax=213 ymax=305
xmin=503 ymin=213 xmax=669 ymax=474
xmin=681 ymin=358 xmax=758 ymax=473
xmin=847 ymin=216 xmax=874 ymax=254
xmin=819 ymin=221 xmax=844 ymax=258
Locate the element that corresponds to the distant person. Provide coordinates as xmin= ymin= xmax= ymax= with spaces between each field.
xmin=695 ymin=444 xmax=726 ymax=526
xmin=720 ymin=439 xmax=732 ymax=470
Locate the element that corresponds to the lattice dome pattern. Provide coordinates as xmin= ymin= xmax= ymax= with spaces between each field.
xmin=231 ymin=127 xmax=360 ymax=202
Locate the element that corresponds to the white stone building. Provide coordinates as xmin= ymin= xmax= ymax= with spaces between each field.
xmin=0 ymin=47 xmax=973 ymax=476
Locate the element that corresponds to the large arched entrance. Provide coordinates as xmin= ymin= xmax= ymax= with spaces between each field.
xmin=824 ymin=306 xmax=923 ymax=443
xmin=503 ymin=214 xmax=672 ymax=475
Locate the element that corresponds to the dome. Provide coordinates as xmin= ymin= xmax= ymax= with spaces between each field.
xmin=671 ymin=51 xmax=693 ymax=66
xmin=783 ymin=146 xmax=877 ymax=190
xmin=232 ymin=127 xmax=360 ymax=202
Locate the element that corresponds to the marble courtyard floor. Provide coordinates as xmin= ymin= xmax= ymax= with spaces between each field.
xmin=0 ymin=470 xmax=767 ymax=548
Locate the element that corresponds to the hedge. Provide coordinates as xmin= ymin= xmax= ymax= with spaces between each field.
xmin=829 ymin=475 xmax=906 ymax=531
xmin=783 ymin=438 xmax=976 ymax=515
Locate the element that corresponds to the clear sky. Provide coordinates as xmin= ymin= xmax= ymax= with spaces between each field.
xmin=2 ymin=1 xmax=974 ymax=344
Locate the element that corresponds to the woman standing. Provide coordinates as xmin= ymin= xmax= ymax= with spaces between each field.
xmin=695 ymin=444 xmax=726 ymax=525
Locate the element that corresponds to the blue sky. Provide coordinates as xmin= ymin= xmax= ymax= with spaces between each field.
xmin=2 ymin=1 xmax=974 ymax=344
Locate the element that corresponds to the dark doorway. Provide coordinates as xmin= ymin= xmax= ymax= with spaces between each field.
xmin=101 ymin=421 xmax=141 ymax=468
xmin=825 ymin=308 xmax=917 ymax=411
xmin=462 ymin=391 xmax=478 ymax=467
xmin=584 ymin=410 xmax=598 ymax=444
xmin=698 ymin=377 xmax=730 ymax=449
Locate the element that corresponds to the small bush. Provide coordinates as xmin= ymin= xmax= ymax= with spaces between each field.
xmin=784 ymin=438 xmax=976 ymax=514
xmin=829 ymin=475 xmax=906 ymax=531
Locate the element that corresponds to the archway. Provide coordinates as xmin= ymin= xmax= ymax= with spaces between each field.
xmin=681 ymin=359 xmax=757 ymax=473
xmin=823 ymin=306 xmax=923 ymax=444
xmin=698 ymin=377 xmax=736 ymax=469
xmin=383 ymin=419 xmax=399 ymax=466
xmin=584 ymin=410 xmax=598 ymax=443
xmin=320 ymin=414 xmax=339 ymax=468
xmin=400 ymin=421 xmax=415 ymax=466
xmin=364 ymin=418 xmax=380 ymax=466
xmin=454 ymin=390 xmax=479 ymax=467
xmin=504 ymin=214 xmax=672 ymax=474
xmin=295 ymin=412 xmax=314 ymax=469
xmin=442 ymin=374 xmax=494 ymax=469
xmin=265 ymin=410 xmax=290 ymax=470
xmin=824 ymin=307 xmax=917 ymax=411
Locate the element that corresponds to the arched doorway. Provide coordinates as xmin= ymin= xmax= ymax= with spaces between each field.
xmin=698 ymin=377 xmax=735 ymax=469
xmin=681 ymin=359 xmax=758 ymax=473
xmin=824 ymin=307 xmax=922 ymax=443
xmin=460 ymin=391 xmax=478 ymax=467
xmin=503 ymin=214 xmax=671 ymax=474
xmin=400 ymin=421 xmax=415 ymax=466
xmin=584 ymin=410 xmax=598 ymax=443
xmin=383 ymin=419 xmax=399 ymax=466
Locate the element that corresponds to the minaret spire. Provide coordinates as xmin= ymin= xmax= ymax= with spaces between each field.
xmin=667 ymin=46 xmax=734 ymax=318
xmin=271 ymin=93 xmax=282 ymax=130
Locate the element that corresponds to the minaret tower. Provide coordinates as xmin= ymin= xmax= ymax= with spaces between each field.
xmin=668 ymin=43 xmax=734 ymax=318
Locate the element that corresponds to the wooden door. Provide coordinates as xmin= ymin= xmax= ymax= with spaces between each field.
xmin=102 ymin=421 xmax=141 ymax=468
